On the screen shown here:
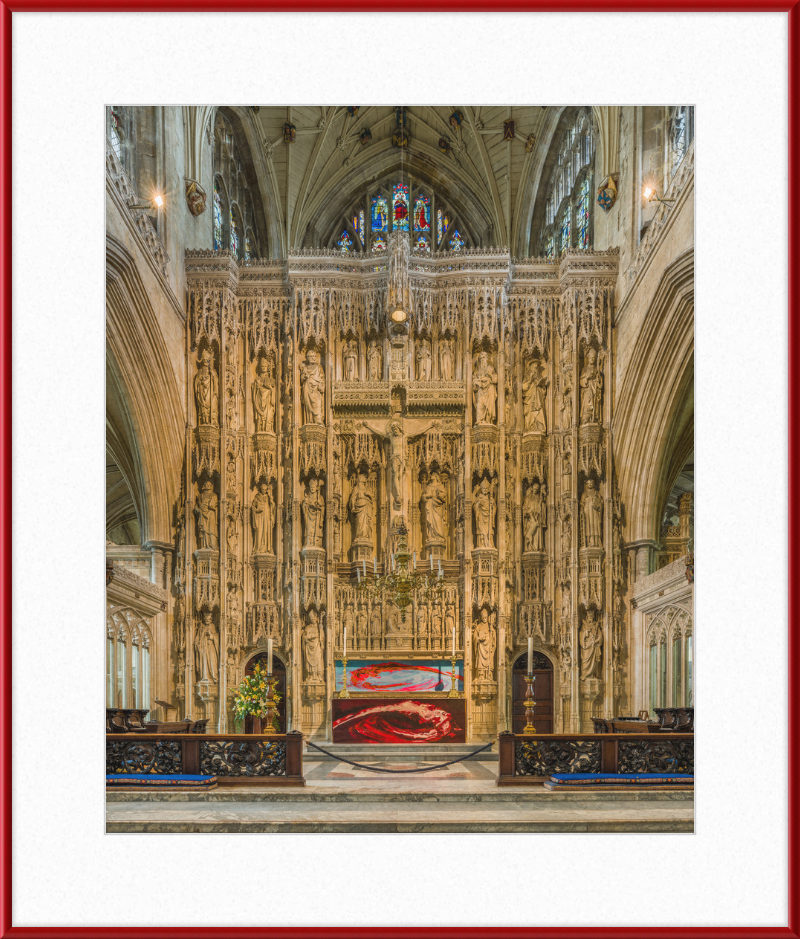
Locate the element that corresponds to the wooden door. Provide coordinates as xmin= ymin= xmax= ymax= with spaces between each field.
xmin=243 ymin=654 xmax=287 ymax=733
xmin=511 ymin=654 xmax=553 ymax=734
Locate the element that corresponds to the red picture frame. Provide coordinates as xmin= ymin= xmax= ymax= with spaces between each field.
xmin=1 ymin=2 xmax=798 ymax=936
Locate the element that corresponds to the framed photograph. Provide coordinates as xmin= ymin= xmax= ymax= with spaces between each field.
xmin=2 ymin=3 xmax=796 ymax=935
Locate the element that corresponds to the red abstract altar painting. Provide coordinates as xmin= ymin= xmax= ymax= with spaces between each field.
xmin=331 ymin=698 xmax=466 ymax=743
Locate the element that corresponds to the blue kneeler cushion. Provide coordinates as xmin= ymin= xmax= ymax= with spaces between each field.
xmin=106 ymin=773 xmax=218 ymax=791
xmin=543 ymin=772 xmax=693 ymax=791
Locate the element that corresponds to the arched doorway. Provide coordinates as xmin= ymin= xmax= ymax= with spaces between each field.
xmin=243 ymin=653 xmax=287 ymax=733
xmin=511 ymin=652 xmax=553 ymax=734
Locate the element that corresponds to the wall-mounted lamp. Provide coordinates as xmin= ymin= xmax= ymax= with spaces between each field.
xmin=129 ymin=194 xmax=165 ymax=211
xmin=643 ymin=186 xmax=675 ymax=207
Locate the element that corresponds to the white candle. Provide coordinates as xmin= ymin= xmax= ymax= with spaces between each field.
xmin=430 ymin=554 xmax=433 ymax=571
xmin=413 ymin=552 xmax=417 ymax=569
xmin=527 ymin=637 xmax=533 ymax=675
xmin=267 ymin=638 xmax=273 ymax=676
xmin=374 ymin=556 xmax=377 ymax=573
xmin=343 ymin=627 xmax=347 ymax=656
xmin=452 ymin=626 xmax=456 ymax=658
xmin=357 ymin=567 xmax=361 ymax=584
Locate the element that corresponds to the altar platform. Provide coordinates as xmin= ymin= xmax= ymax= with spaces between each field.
xmin=106 ymin=758 xmax=693 ymax=832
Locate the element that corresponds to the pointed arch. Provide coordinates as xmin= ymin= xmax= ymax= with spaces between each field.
xmin=614 ymin=249 xmax=694 ymax=545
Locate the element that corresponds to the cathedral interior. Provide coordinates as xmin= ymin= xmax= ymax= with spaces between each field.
xmin=105 ymin=104 xmax=694 ymax=744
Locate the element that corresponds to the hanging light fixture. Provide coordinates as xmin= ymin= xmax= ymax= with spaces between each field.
xmin=390 ymin=126 xmax=407 ymax=324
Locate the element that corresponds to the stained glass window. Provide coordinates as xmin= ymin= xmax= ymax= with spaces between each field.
xmin=392 ymin=183 xmax=409 ymax=231
xmin=577 ymin=176 xmax=590 ymax=249
xmin=544 ymin=234 xmax=555 ymax=259
xmin=109 ymin=108 xmax=122 ymax=161
xmin=371 ymin=195 xmax=388 ymax=232
xmin=437 ymin=209 xmax=450 ymax=245
xmin=371 ymin=233 xmax=387 ymax=253
xmin=449 ymin=229 xmax=465 ymax=251
xmin=413 ymin=194 xmax=431 ymax=232
xmin=558 ymin=212 xmax=571 ymax=255
xmin=213 ymin=179 xmax=223 ymax=251
xmin=337 ymin=230 xmax=353 ymax=252
xmin=352 ymin=210 xmax=365 ymax=245
xmin=245 ymin=229 xmax=253 ymax=261
xmin=230 ymin=207 xmax=239 ymax=256
xmin=414 ymin=234 xmax=430 ymax=253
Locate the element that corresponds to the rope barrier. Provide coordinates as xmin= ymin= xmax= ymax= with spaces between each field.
xmin=304 ymin=739 xmax=494 ymax=773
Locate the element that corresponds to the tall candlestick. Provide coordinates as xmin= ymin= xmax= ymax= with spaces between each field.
xmin=527 ymin=637 xmax=533 ymax=675
xmin=267 ymin=638 xmax=272 ymax=676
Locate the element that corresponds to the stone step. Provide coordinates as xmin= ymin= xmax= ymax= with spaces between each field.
xmin=106 ymin=786 xmax=693 ymax=804
xmin=105 ymin=798 xmax=694 ymax=833
xmin=303 ymin=741 xmax=498 ymax=761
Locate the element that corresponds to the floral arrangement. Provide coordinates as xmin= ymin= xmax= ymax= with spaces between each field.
xmin=232 ymin=661 xmax=281 ymax=730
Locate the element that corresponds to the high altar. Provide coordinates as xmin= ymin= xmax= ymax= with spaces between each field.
xmin=177 ymin=233 xmax=622 ymax=738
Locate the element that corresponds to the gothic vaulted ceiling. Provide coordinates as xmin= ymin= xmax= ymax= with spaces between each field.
xmin=236 ymin=106 xmax=562 ymax=257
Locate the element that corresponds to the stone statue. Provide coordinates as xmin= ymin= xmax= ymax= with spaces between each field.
xmin=562 ymin=450 xmax=572 ymax=493
xmin=580 ymin=611 xmax=603 ymax=679
xmin=302 ymin=609 xmax=324 ymax=681
xmin=301 ymin=478 xmax=325 ymax=548
xmin=348 ymin=472 xmax=374 ymax=544
xmin=194 ymin=349 xmax=218 ymax=426
xmin=421 ymin=472 xmax=447 ymax=545
xmin=227 ymin=589 xmax=241 ymax=646
xmin=195 ymin=610 xmax=219 ymax=682
xmin=445 ymin=601 xmax=456 ymax=640
xmin=472 ymin=477 xmax=496 ymax=548
xmin=367 ymin=340 xmax=382 ymax=381
xmin=370 ymin=606 xmax=382 ymax=647
xmin=342 ymin=603 xmax=355 ymax=647
xmin=579 ymin=347 xmax=603 ymax=424
xmin=581 ymin=479 xmax=603 ymax=548
xmin=416 ymin=338 xmax=432 ymax=381
xmin=504 ymin=378 xmax=515 ymax=429
xmin=252 ymin=357 xmax=275 ymax=433
xmin=523 ymin=483 xmax=546 ymax=552
xmin=388 ymin=424 xmax=405 ymax=511
xmin=472 ymin=351 xmax=497 ymax=424
xmin=439 ymin=337 xmax=454 ymax=381
xmin=417 ymin=603 xmax=429 ymax=642
xmin=194 ymin=480 xmax=219 ymax=550
xmin=300 ymin=349 xmax=325 ymax=425
xmin=473 ymin=608 xmax=496 ymax=680
xmin=561 ymin=585 xmax=571 ymax=622
xmin=560 ymin=388 xmax=572 ymax=430
xmin=251 ymin=481 xmax=275 ymax=554
xmin=561 ymin=518 xmax=572 ymax=554
xmin=226 ymin=513 xmax=238 ymax=556
xmin=356 ymin=605 xmax=368 ymax=646
xmin=522 ymin=359 xmax=548 ymax=434
xmin=343 ymin=339 xmax=358 ymax=382
xmin=431 ymin=606 xmax=443 ymax=644
xmin=332 ymin=451 xmax=342 ymax=496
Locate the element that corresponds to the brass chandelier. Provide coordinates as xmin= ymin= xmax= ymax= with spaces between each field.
xmin=355 ymin=521 xmax=444 ymax=620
